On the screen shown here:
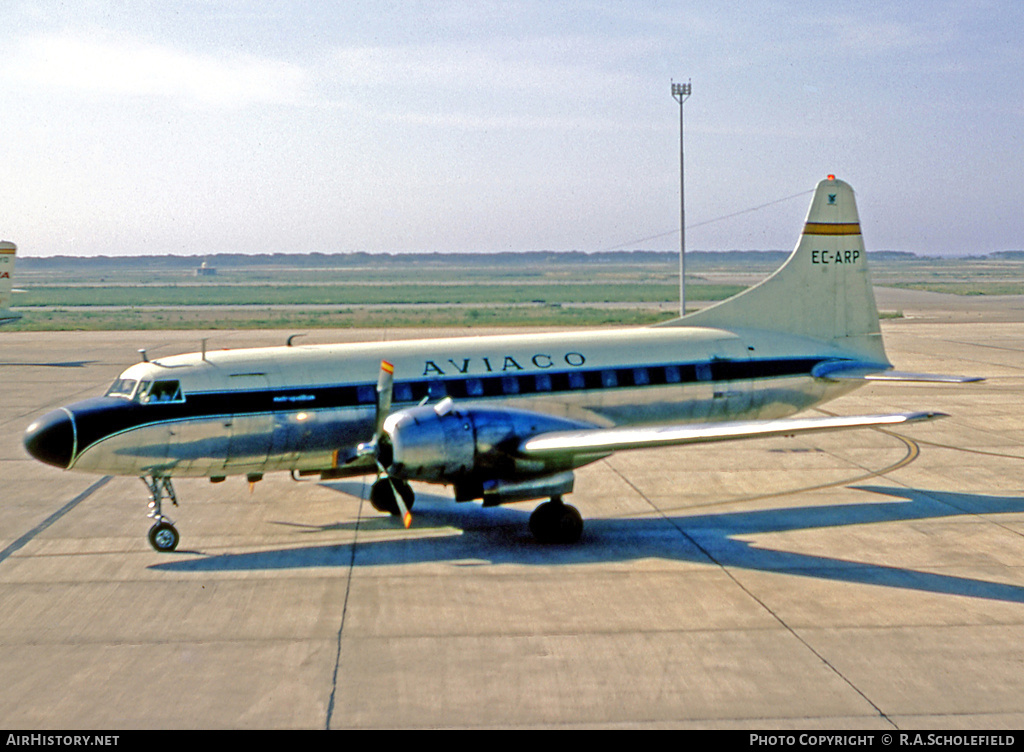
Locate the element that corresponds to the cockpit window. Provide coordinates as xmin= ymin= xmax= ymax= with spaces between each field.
xmin=105 ymin=378 xmax=138 ymax=399
xmin=139 ymin=380 xmax=184 ymax=404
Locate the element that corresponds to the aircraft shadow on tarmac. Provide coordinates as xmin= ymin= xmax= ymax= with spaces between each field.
xmin=151 ymin=483 xmax=1024 ymax=605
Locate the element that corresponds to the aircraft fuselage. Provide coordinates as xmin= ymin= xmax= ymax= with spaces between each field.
xmin=26 ymin=325 xmax=860 ymax=483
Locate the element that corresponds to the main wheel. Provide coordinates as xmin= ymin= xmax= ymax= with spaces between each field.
xmin=529 ymin=498 xmax=583 ymax=544
xmin=369 ymin=478 xmax=415 ymax=516
xmin=148 ymin=521 xmax=180 ymax=552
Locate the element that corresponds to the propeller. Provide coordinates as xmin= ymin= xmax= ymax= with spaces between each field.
xmin=358 ymin=360 xmax=412 ymax=528
xmin=374 ymin=360 xmax=394 ymax=442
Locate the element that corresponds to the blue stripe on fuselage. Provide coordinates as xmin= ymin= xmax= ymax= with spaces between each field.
xmin=65 ymin=357 xmax=832 ymax=457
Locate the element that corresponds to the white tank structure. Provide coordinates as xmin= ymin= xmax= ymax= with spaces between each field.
xmin=0 ymin=241 xmax=19 ymax=325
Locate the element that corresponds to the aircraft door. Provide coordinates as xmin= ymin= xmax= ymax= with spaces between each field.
xmin=223 ymin=373 xmax=273 ymax=471
xmin=705 ymin=336 xmax=753 ymax=419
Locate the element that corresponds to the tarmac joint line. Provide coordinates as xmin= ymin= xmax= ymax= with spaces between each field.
xmin=603 ymin=459 xmax=898 ymax=728
xmin=0 ymin=475 xmax=112 ymax=565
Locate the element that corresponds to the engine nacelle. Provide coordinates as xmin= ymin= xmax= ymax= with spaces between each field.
xmin=381 ymin=399 xmax=593 ymax=484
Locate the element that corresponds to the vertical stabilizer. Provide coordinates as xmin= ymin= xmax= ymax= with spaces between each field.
xmin=659 ymin=177 xmax=887 ymax=362
xmin=0 ymin=241 xmax=21 ymax=325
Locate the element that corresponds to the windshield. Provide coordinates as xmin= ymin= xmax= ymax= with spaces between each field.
xmin=105 ymin=378 xmax=138 ymax=399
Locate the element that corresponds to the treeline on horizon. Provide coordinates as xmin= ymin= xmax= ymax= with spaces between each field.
xmin=20 ymin=248 xmax=1019 ymax=270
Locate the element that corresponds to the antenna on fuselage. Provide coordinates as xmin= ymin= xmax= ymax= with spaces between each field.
xmin=138 ymin=348 xmax=149 ymax=363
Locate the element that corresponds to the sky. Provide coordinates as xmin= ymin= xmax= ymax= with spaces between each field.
xmin=1 ymin=1 xmax=1021 ymax=257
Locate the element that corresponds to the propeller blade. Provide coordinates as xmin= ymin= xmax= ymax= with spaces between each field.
xmin=376 ymin=460 xmax=413 ymax=529
xmin=374 ymin=360 xmax=394 ymax=440
xmin=397 ymin=490 xmax=413 ymax=529
xmin=371 ymin=362 xmax=411 ymax=527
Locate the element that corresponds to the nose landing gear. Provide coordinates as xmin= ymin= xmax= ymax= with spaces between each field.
xmin=143 ymin=476 xmax=180 ymax=552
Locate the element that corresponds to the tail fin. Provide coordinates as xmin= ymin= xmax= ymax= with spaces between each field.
xmin=659 ymin=176 xmax=887 ymax=362
xmin=0 ymin=241 xmax=21 ymax=325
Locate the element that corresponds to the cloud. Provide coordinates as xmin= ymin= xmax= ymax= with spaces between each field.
xmin=5 ymin=31 xmax=309 ymax=108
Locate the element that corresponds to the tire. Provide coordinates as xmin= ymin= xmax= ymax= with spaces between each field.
xmin=530 ymin=500 xmax=583 ymax=544
xmin=370 ymin=478 xmax=415 ymax=516
xmin=148 ymin=522 xmax=180 ymax=552
xmin=370 ymin=479 xmax=398 ymax=515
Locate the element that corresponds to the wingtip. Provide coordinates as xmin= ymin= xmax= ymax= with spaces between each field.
xmin=906 ymin=411 xmax=950 ymax=422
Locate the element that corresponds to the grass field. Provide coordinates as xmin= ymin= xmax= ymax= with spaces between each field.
xmin=6 ymin=250 xmax=1022 ymax=330
xmin=14 ymin=282 xmax=745 ymax=307
xmin=17 ymin=307 xmax=677 ymax=331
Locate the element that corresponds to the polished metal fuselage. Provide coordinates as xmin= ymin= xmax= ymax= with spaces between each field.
xmin=62 ymin=324 xmax=861 ymax=479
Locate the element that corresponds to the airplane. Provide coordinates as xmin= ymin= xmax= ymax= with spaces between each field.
xmin=0 ymin=241 xmax=20 ymax=326
xmin=23 ymin=176 xmax=979 ymax=552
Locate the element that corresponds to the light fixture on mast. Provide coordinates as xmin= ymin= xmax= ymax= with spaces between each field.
xmin=671 ymin=79 xmax=691 ymax=317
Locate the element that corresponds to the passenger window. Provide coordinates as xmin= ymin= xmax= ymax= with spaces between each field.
xmin=664 ymin=365 xmax=681 ymax=384
xmin=428 ymin=381 xmax=447 ymax=399
xmin=394 ymin=383 xmax=414 ymax=402
xmin=633 ymin=368 xmax=650 ymax=386
xmin=356 ymin=385 xmax=376 ymax=404
xmin=534 ymin=373 xmax=552 ymax=392
xmin=568 ymin=372 xmax=586 ymax=389
xmin=601 ymin=370 xmax=618 ymax=388
xmin=466 ymin=378 xmax=484 ymax=397
xmin=501 ymin=376 xmax=520 ymax=395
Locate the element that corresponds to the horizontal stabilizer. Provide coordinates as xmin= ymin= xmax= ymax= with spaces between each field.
xmin=859 ymin=371 xmax=983 ymax=384
xmin=520 ymin=411 xmax=945 ymax=459
xmin=811 ymin=360 xmax=983 ymax=383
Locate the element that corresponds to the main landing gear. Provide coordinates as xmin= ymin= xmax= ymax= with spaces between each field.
xmin=529 ymin=496 xmax=583 ymax=544
xmin=369 ymin=476 xmax=415 ymax=516
xmin=367 ymin=478 xmax=582 ymax=543
xmin=143 ymin=476 xmax=180 ymax=552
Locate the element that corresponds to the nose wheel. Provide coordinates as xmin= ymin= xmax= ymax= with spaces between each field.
xmin=529 ymin=496 xmax=583 ymax=544
xmin=148 ymin=521 xmax=180 ymax=552
xmin=142 ymin=476 xmax=180 ymax=552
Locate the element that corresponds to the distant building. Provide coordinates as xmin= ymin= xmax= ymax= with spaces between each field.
xmin=196 ymin=260 xmax=217 ymax=276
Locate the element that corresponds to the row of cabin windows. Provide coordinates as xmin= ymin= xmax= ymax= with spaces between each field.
xmin=106 ymin=360 xmax=816 ymax=410
xmin=105 ymin=366 xmax=680 ymax=408
xmin=352 ymin=364 xmax=701 ymax=405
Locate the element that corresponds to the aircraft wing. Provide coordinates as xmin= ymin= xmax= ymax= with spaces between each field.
xmin=519 ymin=411 xmax=945 ymax=459
xmin=811 ymin=360 xmax=983 ymax=383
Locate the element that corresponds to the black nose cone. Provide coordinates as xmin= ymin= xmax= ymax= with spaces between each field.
xmin=24 ymin=409 xmax=75 ymax=469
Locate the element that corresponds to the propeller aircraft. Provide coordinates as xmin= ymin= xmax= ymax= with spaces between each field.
xmin=23 ymin=177 xmax=978 ymax=551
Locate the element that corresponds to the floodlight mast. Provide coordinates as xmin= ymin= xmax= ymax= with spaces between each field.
xmin=672 ymin=79 xmax=691 ymax=317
